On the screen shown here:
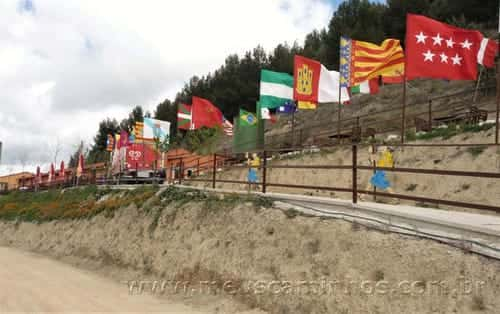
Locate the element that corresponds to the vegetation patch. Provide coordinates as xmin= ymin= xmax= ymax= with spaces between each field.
xmin=415 ymin=123 xmax=495 ymax=141
xmin=405 ymin=183 xmax=418 ymax=192
xmin=0 ymin=184 xmax=272 ymax=225
xmin=0 ymin=186 xmax=158 ymax=222
xmin=467 ymin=146 xmax=486 ymax=157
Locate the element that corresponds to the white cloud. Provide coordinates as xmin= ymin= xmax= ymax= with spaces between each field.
xmin=0 ymin=0 xmax=334 ymax=175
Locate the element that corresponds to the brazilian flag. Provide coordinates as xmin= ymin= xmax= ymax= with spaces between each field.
xmin=240 ymin=109 xmax=257 ymax=126
xmin=233 ymin=106 xmax=264 ymax=153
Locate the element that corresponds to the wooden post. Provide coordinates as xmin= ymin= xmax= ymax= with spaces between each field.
xmin=291 ymin=111 xmax=295 ymax=147
xmin=428 ymin=99 xmax=433 ymax=130
xmin=371 ymin=144 xmax=377 ymax=202
xmin=197 ymin=158 xmax=200 ymax=176
xmin=212 ymin=154 xmax=217 ymax=189
xmin=135 ymin=162 xmax=138 ymax=184
xmin=352 ymin=145 xmax=358 ymax=204
xmin=401 ymin=78 xmax=407 ymax=143
xmin=179 ymin=160 xmax=183 ymax=185
xmin=262 ymin=150 xmax=267 ymax=194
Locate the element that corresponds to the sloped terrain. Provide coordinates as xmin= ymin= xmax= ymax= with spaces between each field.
xmin=1 ymin=187 xmax=500 ymax=313
xmin=200 ymin=127 xmax=500 ymax=215
xmin=263 ymin=78 xmax=497 ymax=148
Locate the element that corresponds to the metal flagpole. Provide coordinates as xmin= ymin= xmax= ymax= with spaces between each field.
xmin=496 ymin=61 xmax=499 ymax=144
xmin=337 ymin=45 xmax=343 ymax=144
xmin=401 ymin=32 xmax=409 ymax=144
xmin=473 ymin=67 xmax=484 ymax=105
xmin=496 ymin=5 xmax=500 ymax=144
xmin=337 ymin=91 xmax=342 ymax=144
xmin=401 ymin=77 xmax=407 ymax=143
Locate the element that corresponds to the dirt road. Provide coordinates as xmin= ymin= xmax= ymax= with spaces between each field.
xmin=0 ymin=246 xmax=207 ymax=313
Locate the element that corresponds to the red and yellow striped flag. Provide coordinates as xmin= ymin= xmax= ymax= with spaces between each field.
xmin=133 ymin=121 xmax=144 ymax=142
xmin=340 ymin=37 xmax=405 ymax=87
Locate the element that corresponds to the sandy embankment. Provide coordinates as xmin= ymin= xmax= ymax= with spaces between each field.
xmin=1 ymin=193 xmax=500 ymax=313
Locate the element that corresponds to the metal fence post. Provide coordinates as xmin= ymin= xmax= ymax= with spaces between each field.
xmin=352 ymin=145 xmax=358 ymax=204
xmin=212 ymin=154 xmax=217 ymax=189
xmin=262 ymin=150 xmax=267 ymax=194
xmin=179 ymin=160 xmax=183 ymax=185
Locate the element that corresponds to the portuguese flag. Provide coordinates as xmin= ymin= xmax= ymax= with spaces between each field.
xmin=177 ymin=103 xmax=192 ymax=130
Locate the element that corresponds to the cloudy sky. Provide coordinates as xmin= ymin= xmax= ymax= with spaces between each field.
xmin=0 ymin=0 xmax=363 ymax=175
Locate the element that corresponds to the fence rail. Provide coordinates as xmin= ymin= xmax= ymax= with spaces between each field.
xmin=181 ymin=144 xmax=500 ymax=214
xmin=6 ymin=142 xmax=500 ymax=215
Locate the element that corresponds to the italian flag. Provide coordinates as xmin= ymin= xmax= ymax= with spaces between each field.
xmin=351 ymin=79 xmax=379 ymax=95
xmin=259 ymin=70 xmax=294 ymax=109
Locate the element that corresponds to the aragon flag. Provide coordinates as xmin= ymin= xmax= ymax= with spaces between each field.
xmin=177 ymin=103 xmax=192 ymax=130
xmin=340 ymin=36 xmax=405 ymax=88
xmin=293 ymin=55 xmax=349 ymax=110
xmin=191 ymin=97 xmax=223 ymax=129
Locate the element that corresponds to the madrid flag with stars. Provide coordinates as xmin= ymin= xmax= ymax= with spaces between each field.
xmin=406 ymin=14 xmax=497 ymax=81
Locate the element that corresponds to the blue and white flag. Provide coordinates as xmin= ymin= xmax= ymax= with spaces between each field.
xmin=276 ymin=101 xmax=297 ymax=114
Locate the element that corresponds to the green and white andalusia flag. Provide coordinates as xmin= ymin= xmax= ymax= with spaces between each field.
xmin=259 ymin=70 xmax=293 ymax=109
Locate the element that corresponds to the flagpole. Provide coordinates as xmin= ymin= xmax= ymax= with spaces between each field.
xmin=496 ymin=21 xmax=500 ymax=145
xmin=496 ymin=60 xmax=499 ymax=144
xmin=337 ymin=94 xmax=342 ymax=144
xmin=401 ymin=26 xmax=409 ymax=144
xmin=473 ymin=67 xmax=484 ymax=105
xmin=337 ymin=47 xmax=342 ymax=144
xmin=401 ymin=76 xmax=407 ymax=143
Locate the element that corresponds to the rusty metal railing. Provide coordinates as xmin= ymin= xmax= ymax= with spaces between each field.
xmin=182 ymin=143 xmax=500 ymax=214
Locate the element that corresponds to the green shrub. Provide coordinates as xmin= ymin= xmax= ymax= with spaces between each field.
xmin=405 ymin=129 xmax=417 ymax=141
xmin=467 ymin=146 xmax=486 ymax=157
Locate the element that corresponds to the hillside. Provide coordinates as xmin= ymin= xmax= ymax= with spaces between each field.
xmin=260 ymin=77 xmax=497 ymax=149
xmin=1 ymin=186 xmax=500 ymax=313
xmin=200 ymin=126 xmax=500 ymax=216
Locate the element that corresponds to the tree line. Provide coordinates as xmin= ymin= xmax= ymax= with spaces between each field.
xmin=85 ymin=0 xmax=498 ymax=164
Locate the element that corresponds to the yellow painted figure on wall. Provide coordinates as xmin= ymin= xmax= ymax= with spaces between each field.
xmin=370 ymin=146 xmax=394 ymax=190
xmin=247 ymin=153 xmax=260 ymax=191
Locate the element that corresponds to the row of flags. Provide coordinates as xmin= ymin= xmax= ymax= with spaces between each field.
xmin=257 ymin=14 xmax=498 ymax=120
xmin=176 ymin=97 xmax=233 ymax=136
xmin=174 ymin=13 xmax=497 ymax=151
xmin=34 ymin=154 xmax=85 ymax=185
xmin=105 ymin=118 xmax=171 ymax=152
